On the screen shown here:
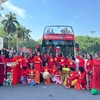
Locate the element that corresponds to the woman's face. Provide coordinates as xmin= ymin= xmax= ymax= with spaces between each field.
xmin=69 ymin=56 xmax=72 ymax=60
xmin=20 ymin=52 xmax=22 ymax=56
xmin=95 ymin=53 xmax=99 ymax=59
xmin=56 ymin=53 xmax=58 ymax=57
xmin=9 ymin=53 xmax=12 ymax=58
xmin=41 ymin=53 xmax=43 ymax=56
xmin=30 ymin=65 xmax=33 ymax=69
xmin=24 ymin=54 xmax=27 ymax=58
xmin=37 ymin=52 xmax=40 ymax=56
xmin=87 ymin=55 xmax=90 ymax=59
xmin=30 ymin=54 xmax=32 ymax=57
xmin=45 ymin=63 xmax=48 ymax=66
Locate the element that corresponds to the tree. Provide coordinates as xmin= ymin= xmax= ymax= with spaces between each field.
xmin=20 ymin=27 xmax=32 ymax=47
xmin=15 ymin=25 xmax=25 ymax=50
xmin=1 ymin=12 xmax=19 ymax=49
xmin=25 ymin=29 xmax=32 ymax=41
xmin=76 ymin=36 xmax=100 ymax=53
xmin=37 ymin=39 xmax=42 ymax=45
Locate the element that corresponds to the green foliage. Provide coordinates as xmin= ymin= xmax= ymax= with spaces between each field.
xmin=76 ymin=36 xmax=100 ymax=53
xmin=25 ymin=39 xmax=37 ymax=50
xmin=2 ymin=12 xmax=19 ymax=34
xmin=36 ymin=39 xmax=42 ymax=45
xmin=0 ymin=27 xmax=7 ymax=37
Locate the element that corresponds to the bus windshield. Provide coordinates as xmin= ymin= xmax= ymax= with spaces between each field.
xmin=42 ymin=40 xmax=74 ymax=46
xmin=44 ymin=26 xmax=74 ymax=34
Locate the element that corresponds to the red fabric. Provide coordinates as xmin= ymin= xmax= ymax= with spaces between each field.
xmin=5 ymin=58 xmax=13 ymax=73
xmin=0 ymin=56 xmax=4 ymax=84
xmin=26 ymin=68 xmax=35 ymax=75
xmin=28 ymin=57 xmax=34 ymax=64
xmin=18 ymin=56 xmax=22 ymax=65
xmin=1 ymin=55 xmax=5 ymax=63
xmin=51 ymin=66 xmax=58 ymax=75
xmin=54 ymin=57 xmax=59 ymax=66
xmin=21 ymin=57 xmax=28 ymax=67
xmin=30 ymin=48 xmax=33 ymax=53
xmin=76 ymin=47 xmax=79 ymax=51
xmin=67 ymin=59 xmax=76 ymax=68
xmin=86 ymin=60 xmax=93 ymax=89
xmin=59 ymin=57 xmax=66 ymax=67
xmin=42 ymin=66 xmax=51 ymax=73
xmin=67 ymin=71 xmax=77 ymax=87
xmin=48 ymin=56 xmax=54 ymax=69
xmin=34 ymin=56 xmax=41 ymax=72
xmin=21 ymin=69 xmax=26 ymax=77
xmin=86 ymin=60 xmax=93 ymax=72
xmin=77 ymin=56 xmax=85 ymax=68
xmin=12 ymin=57 xmax=21 ymax=85
xmin=36 ymin=44 xmax=39 ymax=48
xmin=75 ymin=71 xmax=87 ymax=90
xmin=44 ymin=54 xmax=49 ymax=59
xmin=92 ymin=59 xmax=100 ymax=90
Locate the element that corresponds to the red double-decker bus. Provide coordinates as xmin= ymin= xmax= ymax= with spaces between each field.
xmin=41 ymin=25 xmax=78 ymax=57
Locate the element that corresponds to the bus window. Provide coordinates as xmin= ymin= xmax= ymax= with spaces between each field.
xmin=44 ymin=26 xmax=74 ymax=34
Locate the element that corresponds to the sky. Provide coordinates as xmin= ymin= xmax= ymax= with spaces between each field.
xmin=1 ymin=0 xmax=100 ymax=40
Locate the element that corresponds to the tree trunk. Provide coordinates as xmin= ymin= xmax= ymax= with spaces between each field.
xmin=8 ymin=34 xmax=10 ymax=49
xmin=16 ymin=35 xmax=19 ymax=50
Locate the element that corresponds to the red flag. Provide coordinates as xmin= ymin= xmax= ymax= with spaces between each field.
xmin=36 ymin=44 xmax=39 ymax=48
xmin=76 ymin=47 xmax=79 ymax=51
xmin=30 ymin=48 xmax=32 ymax=53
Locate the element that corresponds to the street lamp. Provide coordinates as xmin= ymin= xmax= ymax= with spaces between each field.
xmin=90 ymin=31 xmax=96 ymax=53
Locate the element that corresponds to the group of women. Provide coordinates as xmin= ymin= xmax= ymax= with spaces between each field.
xmin=0 ymin=49 xmax=100 ymax=95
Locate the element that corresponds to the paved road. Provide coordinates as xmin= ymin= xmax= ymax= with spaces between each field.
xmin=0 ymin=84 xmax=100 ymax=100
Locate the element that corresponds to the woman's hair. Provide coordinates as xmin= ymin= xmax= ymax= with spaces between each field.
xmin=79 ymin=67 xmax=84 ymax=73
xmin=58 ymin=65 xmax=62 ymax=71
xmin=5 ymin=51 xmax=9 ymax=58
xmin=45 ymin=62 xmax=48 ymax=66
xmin=54 ymin=62 xmax=57 ymax=65
xmin=81 ymin=54 xmax=85 ymax=58
xmin=72 ymin=56 xmax=75 ymax=61
xmin=29 ymin=64 xmax=34 ymax=69
xmin=69 ymin=67 xmax=75 ymax=71
xmin=89 ymin=54 xmax=93 ymax=60
xmin=0 ymin=50 xmax=1 ymax=56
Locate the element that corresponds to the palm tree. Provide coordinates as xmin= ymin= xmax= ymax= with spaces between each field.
xmin=2 ymin=12 xmax=19 ymax=49
xmin=25 ymin=29 xmax=31 ymax=41
xmin=16 ymin=25 xmax=24 ymax=50
xmin=20 ymin=27 xmax=31 ymax=47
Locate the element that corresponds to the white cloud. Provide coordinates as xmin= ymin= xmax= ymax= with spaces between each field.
xmin=2 ymin=1 xmax=26 ymax=18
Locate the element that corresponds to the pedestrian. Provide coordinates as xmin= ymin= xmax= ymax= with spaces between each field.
xmin=34 ymin=52 xmax=41 ymax=84
xmin=26 ymin=63 xmax=35 ymax=86
xmin=42 ymin=62 xmax=51 ymax=84
xmin=20 ymin=53 xmax=28 ymax=85
xmin=0 ymin=50 xmax=4 ymax=86
xmin=86 ymin=54 xmax=93 ymax=90
xmin=74 ymin=67 xmax=87 ymax=90
xmin=91 ymin=52 xmax=100 ymax=95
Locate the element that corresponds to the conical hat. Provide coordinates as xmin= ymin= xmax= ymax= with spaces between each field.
xmin=43 ymin=72 xmax=51 ymax=79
